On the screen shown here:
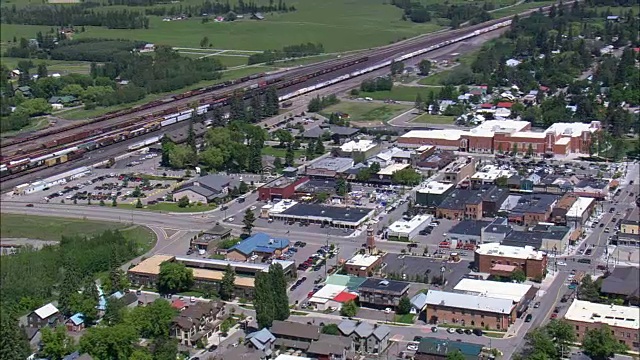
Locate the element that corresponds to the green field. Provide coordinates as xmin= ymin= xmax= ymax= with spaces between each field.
xmin=357 ymin=85 xmax=441 ymax=102
xmin=410 ymin=112 xmax=456 ymax=124
xmin=0 ymin=0 xmax=443 ymax=52
xmin=0 ymin=56 xmax=92 ymax=74
xmin=0 ymin=214 xmax=156 ymax=252
xmin=490 ymin=0 xmax=556 ymax=18
xmin=417 ymin=50 xmax=479 ymax=86
xmin=321 ymin=101 xmax=411 ymax=124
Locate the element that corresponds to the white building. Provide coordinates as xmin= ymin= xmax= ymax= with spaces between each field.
xmin=377 ymin=163 xmax=410 ymax=178
xmin=339 ymin=139 xmax=377 ymax=154
xmin=386 ymin=214 xmax=432 ymax=241
xmin=471 ymin=164 xmax=516 ymax=185
xmin=309 ymin=284 xmax=348 ymax=311
xmin=566 ymin=196 xmax=595 ymax=226
xmin=475 ymin=242 xmax=546 ymax=260
xmin=453 ymin=278 xmax=534 ymax=303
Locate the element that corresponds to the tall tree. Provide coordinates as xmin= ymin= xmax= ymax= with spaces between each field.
xmin=414 ymin=93 xmax=423 ymax=111
xmin=269 ymin=263 xmax=290 ymax=321
xmin=220 ymin=264 xmax=236 ymax=300
xmin=157 ymin=262 xmax=194 ymax=294
xmin=315 ymin=138 xmax=325 ymax=154
xmin=40 ymin=325 xmax=76 ymax=360
xmin=126 ymin=299 xmax=177 ymax=339
xmin=254 ymin=272 xmax=275 ymax=328
xmin=149 ymin=337 xmax=178 ymax=360
xmin=285 ymin=144 xmax=295 ymax=166
xmin=37 ymin=63 xmax=48 ymax=78
xmin=58 ymin=262 xmax=81 ymax=316
xmin=242 ymin=208 xmax=256 ymax=236
xmin=80 ymin=324 xmax=138 ymax=360
xmin=103 ymin=297 xmax=127 ymax=326
xmin=547 ymin=320 xmax=576 ymax=357
xmin=0 ymin=311 xmax=31 ymax=360
xmin=418 ymin=59 xmax=432 ymax=76
xmin=264 ymin=86 xmax=279 ymax=116
xmin=581 ymin=325 xmax=628 ymax=360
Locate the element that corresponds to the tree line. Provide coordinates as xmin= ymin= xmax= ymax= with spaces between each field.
xmin=254 ymin=263 xmax=290 ymax=328
xmin=360 ymin=76 xmax=393 ymax=92
xmin=1 ymin=4 xmax=149 ymax=29
xmin=248 ymin=42 xmax=324 ymax=65
xmin=307 ymin=94 xmax=339 ymax=112
xmin=390 ymin=0 xmax=491 ymax=27
xmin=128 ymin=0 xmax=296 ymax=17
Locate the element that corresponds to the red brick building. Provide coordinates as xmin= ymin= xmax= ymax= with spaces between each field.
xmin=474 ymin=243 xmax=548 ymax=279
xmin=258 ymin=176 xmax=309 ymax=201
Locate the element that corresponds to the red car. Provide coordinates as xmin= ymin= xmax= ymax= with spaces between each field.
xmin=550 ymin=313 xmax=558 ymax=319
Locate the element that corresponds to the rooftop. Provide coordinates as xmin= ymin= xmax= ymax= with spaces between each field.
xmin=358 ymin=278 xmax=410 ymax=294
xmin=474 ymin=119 xmax=529 ymax=134
xmin=417 ymin=181 xmax=454 ymax=195
xmin=310 ymin=284 xmax=348 ymax=301
xmin=471 ymin=165 xmax=517 ymax=181
xmin=128 ymin=254 xmax=175 ymax=275
xmin=271 ymin=320 xmax=320 ymax=341
xmin=388 ymin=214 xmax=432 ymax=236
xmin=279 ymin=203 xmax=373 ymax=225
xmin=33 ymin=303 xmax=59 ymax=319
xmin=417 ymin=338 xmax=483 ymax=358
xmin=307 ymin=157 xmax=354 ymax=172
xmin=449 ymin=220 xmax=490 ymax=237
xmin=340 ymin=139 xmax=376 ymax=153
xmin=475 ymin=242 xmax=546 ymax=260
xmin=191 ymin=268 xmax=255 ymax=287
xmin=229 ymin=233 xmax=290 ymax=256
xmin=424 ymin=289 xmax=515 ymax=314
xmin=377 ymin=163 xmax=410 ymax=176
xmin=401 ymin=129 xmax=467 ymax=141
xmin=345 ymin=254 xmax=381 ymax=268
xmin=546 ymin=121 xmax=600 ymax=137
xmin=600 ymin=267 xmax=640 ymax=297
xmin=564 ymin=299 xmax=639 ymax=330
xmin=453 ymin=279 xmax=534 ymax=302
xmin=510 ymin=194 xmax=559 ymax=215
xmin=325 ymin=274 xmax=367 ymax=290
xmin=501 ymin=230 xmax=543 ymax=249
xmin=438 ymin=185 xmax=507 ymax=210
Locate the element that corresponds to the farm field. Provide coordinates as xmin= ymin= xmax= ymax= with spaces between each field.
xmin=0 ymin=56 xmax=92 ymax=75
xmin=489 ymin=0 xmax=556 ymax=18
xmin=356 ymin=85 xmax=441 ymax=102
xmin=320 ymin=101 xmax=411 ymax=125
xmin=0 ymin=0 xmax=443 ymax=52
xmin=410 ymin=112 xmax=456 ymax=124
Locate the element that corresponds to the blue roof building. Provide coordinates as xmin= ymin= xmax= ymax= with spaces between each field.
xmin=68 ymin=313 xmax=84 ymax=326
xmin=227 ymin=233 xmax=290 ymax=261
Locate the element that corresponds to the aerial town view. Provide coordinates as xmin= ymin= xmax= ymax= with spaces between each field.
xmin=0 ymin=0 xmax=639 ymax=359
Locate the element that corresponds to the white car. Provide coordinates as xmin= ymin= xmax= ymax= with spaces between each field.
xmin=447 ymin=328 xmax=455 ymax=334
xmin=250 ymin=206 xmax=257 ymax=211
xmin=384 ymin=308 xmax=392 ymax=314
xmin=226 ymin=217 xmax=234 ymax=222
xmin=557 ymin=261 xmax=567 ymax=266
xmin=406 ymin=344 xmax=418 ymax=351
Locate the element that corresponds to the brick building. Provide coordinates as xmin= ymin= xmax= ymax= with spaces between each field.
xmin=343 ymin=254 xmax=382 ymax=277
xmin=564 ymin=299 xmax=639 ymax=352
xmin=415 ymin=181 xmax=455 ymax=208
xmin=551 ymin=193 xmax=579 ymax=225
xmin=474 ymin=243 xmax=547 ymax=279
xmin=436 ymin=185 xmax=508 ymax=220
xmin=441 ymin=157 xmax=476 ymax=185
xmin=258 ymin=176 xmax=309 ymax=201
xmin=508 ymin=193 xmax=559 ymax=226
xmin=424 ymin=290 xmax=516 ymax=330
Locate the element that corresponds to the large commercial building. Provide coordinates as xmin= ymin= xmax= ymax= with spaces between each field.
xmin=424 ymin=289 xmax=516 ymax=330
xmin=398 ymin=120 xmax=601 ymax=156
xmin=386 ymin=214 xmax=432 ymax=241
xmin=453 ymin=278 xmax=537 ymax=317
xmin=258 ymin=176 xmax=310 ymax=201
xmin=474 ymin=243 xmax=548 ymax=279
xmin=337 ymin=139 xmax=380 ymax=160
xmin=564 ymin=299 xmax=639 ymax=352
xmin=128 ymin=255 xmax=294 ymax=299
xmin=441 ymin=157 xmax=477 ymax=185
xmin=305 ymin=157 xmax=354 ymax=178
xmin=263 ymin=200 xmax=375 ymax=228
xmin=415 ymin=181 xmax=455 ymax=208
xmin=508 ymin=194 xmax=559 ymax=226
xmin=226 ymin=233 xmax=290 ymax=262
xmin=436 ymin=185 xmax=508 ymax=220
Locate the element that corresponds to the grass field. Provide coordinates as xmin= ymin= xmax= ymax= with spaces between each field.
xmin=490 ymin=0 xmax=555 ymax=18
xmin=0 ymin=0 xmax=442 ymax=52
xmin=417 ymin=51 xmax=479 ymax=86
xmin=410 ymin=113 xmax=455 ymax=124
xmin=357 ymin=85 xmax=441 ymax=102
xmin=0 ymin=214 xmax=156 ymax=252
xmin=0 ymin=56 xmax=92 ymax=74
xmin=320 ymin=101 xmax=411 ymax=124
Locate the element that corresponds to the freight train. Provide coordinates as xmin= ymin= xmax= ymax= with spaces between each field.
xmin=1 ymin=20 xmax=513 ymax=180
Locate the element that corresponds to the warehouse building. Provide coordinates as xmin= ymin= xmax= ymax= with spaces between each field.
xmin=264 ymin=200 xmax=375 ymax=228
xmin=415 ymin=181 xmax=454 ymax=208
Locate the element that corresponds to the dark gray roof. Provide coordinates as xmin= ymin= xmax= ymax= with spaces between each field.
xmin=206 ymin=223 xmax=232 ymax=236
xmin=438 ymin=185 xmax=505 ymax=210
xmin=23 ymin=327 xmax=39 ymax=340
xmin=195 ymin=174 xmax=232 ymax=192
xmin=600 ymin=267 xmax=640 ymax=297
xmin=270 ymin=320 xmax=320 ymax=341
xmin=337 ymin=319 xmax=358 ymax=335
xmin=307 ymin=334 xmax=351 ymax=355
xmin=531 ymin=224 xmax=571 ymax=240
xmin=302 ymin=125 xmax=358 ymax=138
xmin=167 ymin=123 xmax=207 ymax=143
xmin=449 ymin=220 xmax=490 ymax=237
xmin=307 ymin=157 xmax=353 ymax=172
xmin=298 ymin=178 xmax=338 ymax=193
xmin=176 ymin=185 xmax=218 ymax=200
xmin=120 ymin=292 xmax=139 ymax=306
xmin=280 ymin=203 xmax=371 ymax=224
xmin=358 ymin=278 xmax=410 ymax=294
xmin=511 ymin=194 xmax=559 ymax=215
xmin=575 ymin=178 xmax=609 ymax=189
xmin=501 ymin=231 xmax=543 ymax=249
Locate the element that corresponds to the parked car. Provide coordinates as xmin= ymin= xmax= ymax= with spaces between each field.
xmin=525 ymin=314 xmax=533 ymax=322
xmin=472 ymin=328 xmax=483 ymax=336
xmin=534 ymin=302 xmax=541 ymax=308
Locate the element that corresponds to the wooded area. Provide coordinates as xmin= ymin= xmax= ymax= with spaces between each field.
xmin=248 ymin=42 xmax=325 ymax=65
xmin=1 ymin=4 xmax=149 ymax=29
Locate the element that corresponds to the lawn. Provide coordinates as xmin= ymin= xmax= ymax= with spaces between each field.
xmin=0 ymin=214 xmax=156 ymax=252
xmin=357 ymin=85 xmax=441 ymax=102
xmin=410 ymin=113 xmax=456 ymax=124
xmin=0 ymin=56 xmax=92 ymax=75
xmin=320 ymin=101 xmax=411 ymax=125
xmin=0 ymin=0 xmax=443 ymax=52
xmin=116 ymin=202 xmax=217 ymax=213
xmin=394 ymin=314 xmax=415 ymax=324
xmin=0 ymin=117 xmax=49 ymax=138
xmin=57 ymin=65 xmax=276 ymax=120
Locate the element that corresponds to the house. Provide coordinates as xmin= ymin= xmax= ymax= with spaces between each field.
xmin=191 ymin=223 xmax=233 ymax=253
xmin=170 ymin=301 xmax=225 ymax=346
xmin=62 ymin=352 xmax=94 ymax=360
xmin=337 ymin=320 xmax=390 ymax=354
xmin=16 ymin=86 xmax=33 ymax=97
xmin=65 ymin=313 xmax=85 ymax=332
xmin=27 ymin=303 xmax=62 ymax=329
xmin=270 ymin=320 xmax=320 ymax=350
xmin=302 ymin=125 xmax=359 ymax=140
xmin=110 ymin=291 xmax=139 ymax=308
xmin=171 ymin=298 xmax=188 ymax=310
xmin=246 ymin=328 xmax=276 ymax=353
xmin=409 ymin=292 xmax=428 ymax=315
xmin=226 ymin=232 xmax=290 ymax=262
xmin=172 ymin=174 xmax=232 ymax=203
xmin=306 ymin=334 xmax=352 ymax=359
xmin=600 ymin=267 xmax=640 ymax=306
xmin=357 ymin=278 xmax=410 ymax=309
xmin=415 ymin=338 xmax=483 ymax=360
xmin=48 ymin=95 xmax=78 ymax=106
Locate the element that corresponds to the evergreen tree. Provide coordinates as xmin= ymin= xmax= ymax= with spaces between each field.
xmin=269 ymin=264 xmax=290 ymax=321
xmin=0 ymin=310 xmax=31 ymax=360
xmin=264 ymin=86 xmax=279 ymax=116
xmin=247 ymin=143 xmax=263 ymax=174
xmin=242 ymin=208 xmax=256 ymax=236
xmin=414 ymin=93 xmax=423 ymax=111
xmin=58 ymin=263 xmax=81 ymax=316
xmin=285 ymin=145 xmax=295 ymax=166
xmin=37 ymin=63 xmax=48 ymax=78
xmin=250 ymin=95 xmax=263 ymax=121
xmin=220 ymin=265 xmax=236 ymax=300
xmin=254 ymin=272 xmax=275 ymax=328
xmin=186 ymin=118 xmax=197 ymax=155
xmin=273 ymin=156 xmax=283 ymax=170
xmin=305 ymin=141 xmax=315 ymax=158
xmin=315 ymin=139 xmax=325 ymax=154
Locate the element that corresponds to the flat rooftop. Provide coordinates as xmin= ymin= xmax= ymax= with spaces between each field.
xmin=511 ymin=194 xmax=559 ymax=215
xmin=377 ymin=163 xmax=410 ymax=176
xmin=475 ymin=242 xmax=546 ymax=260
xmin=279 ymin=203 xmax=373 ymax=225
xmin=345 ymin=254 xmax=381 ymax=268
xmin=307 ymin=157 xmax=353 ymax=172
xmin=546 ymin=122 xmax=599 ymax=137
xmin=425 ymin=289 xmax=515 ymax=314
xmin=471 ymin=165 xmax=516 ymax=181
xmin=565 ymin=299 xmax=639 ymax=330
xmin=340 ymin=139 xmax=376 ymax=153
xmin=417 ymin=181 xmax=454 ymax=195
xmin=191 ymin=268 xmax=255 ymax=288
xmin=388 ymin=214 xmax=431 ymax=235
xmin=129 ymin=254 xmax=175 ymax=275
xmin=401 ymin=129 xmax=467 ymax=141
xmin=453 ymin=278 xmax=533 ymax=302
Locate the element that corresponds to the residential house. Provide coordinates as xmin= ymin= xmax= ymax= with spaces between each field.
xmin=270 ymin=320 xmax=320 ymax=351
xmin=246 ymin=328 xmax=276 ymax=355
xmin=172 ymin=174 xmax=232 ymax=203
xmin=170 ymin=301 xmax=225 ymax=346
xmin=110 ymin=291 xmax=139 ymax=308
xmin=357 ymin=278 xmax=410 ymax=309
xmin=27 ymin=303 xmax=62 ymax=329
xmin=65 ymin=313 xmax=85 ymax=332
xmin=337 ymin=320 xmax=390 ymax=354
xmin=62 ymin=352 xmax=94 ymax=360
xmin=306 ymin=334 xmax=352 ymax=359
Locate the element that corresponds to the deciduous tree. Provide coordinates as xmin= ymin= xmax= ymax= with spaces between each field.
xmin=80 ymin=324 xmax=138 ymax=360
xmin=581 ymin=325 xmax=627 ymax=360
xmin=157 ymin=262 xmax=194 ymax=294
xmin=41 ymin=325 xmax=75 ymax=360
xmin=220 ymin=264 xmax=236 ymax=301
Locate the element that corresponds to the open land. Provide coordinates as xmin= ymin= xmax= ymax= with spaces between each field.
xmin=355 ymin=85 xmax=442 ymax=102
xmin=409 ymin=112 xmax=456 ymax=124
xmin=320 ymin=101 xmax=411 ymax=125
